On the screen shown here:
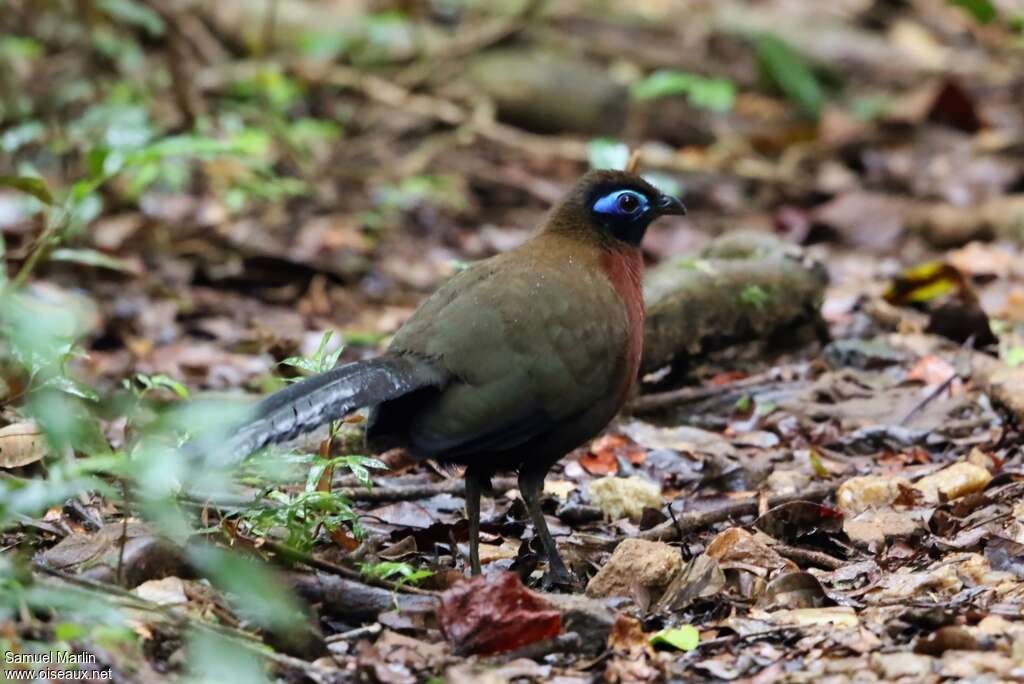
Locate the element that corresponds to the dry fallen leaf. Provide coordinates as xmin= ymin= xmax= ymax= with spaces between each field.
xmin=607 ymin=614 xmax=652 ymax=657
xmin=0 ymin=422 xmax=48 ymax=468
xmin=436 ymin=572 xmax=560 ymax=655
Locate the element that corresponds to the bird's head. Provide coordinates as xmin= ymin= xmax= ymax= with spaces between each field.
xmin=547 ymin=169 xmax=687 ymax=247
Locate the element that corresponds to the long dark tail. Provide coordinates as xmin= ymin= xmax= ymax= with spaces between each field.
xmin=198 ymin=354 xmax=447 ymax=467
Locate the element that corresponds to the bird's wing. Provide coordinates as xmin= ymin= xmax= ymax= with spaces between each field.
xmin=387 ymin=250 xmax=629 ymax=459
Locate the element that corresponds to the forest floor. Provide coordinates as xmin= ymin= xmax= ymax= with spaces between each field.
xmin=2 ymin=1 xmax=1024 ymax=682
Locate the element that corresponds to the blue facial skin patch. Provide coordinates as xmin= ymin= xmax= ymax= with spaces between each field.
xmin=592 ymin=189 xmax=650 ymax=218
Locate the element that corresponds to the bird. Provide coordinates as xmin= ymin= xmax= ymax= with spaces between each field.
xmin=204 ymin=168 xmax=686 ymax=583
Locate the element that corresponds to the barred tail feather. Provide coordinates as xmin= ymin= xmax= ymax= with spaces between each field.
xmin=197 ymin=354 xmax=446 ymax=467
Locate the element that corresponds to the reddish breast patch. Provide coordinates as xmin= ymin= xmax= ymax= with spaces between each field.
xmin=599 ymin=248 xmax=645 ymax=400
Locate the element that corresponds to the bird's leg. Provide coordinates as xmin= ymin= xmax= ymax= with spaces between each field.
xmin=464 ymin=468 xmax=483 ymax=575
xmin=518 ymin=468 xmax=572 ymax=586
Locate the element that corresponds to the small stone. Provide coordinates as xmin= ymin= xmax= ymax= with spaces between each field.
xmin=585 ymin=539 xmax=681 ymax=600
xmin=134 ymin=576 xmax=188 ymax=606
xmin=764 ymin=469 xmax=811 ymax=496
xmin=913 ymin=462 xmax=992 ymax=503
xmin=940 ymin=650 xmax=1013 ymax=679
xmin=872 ymin=652 xmax=934 ymax=679
xmin=588 ymin=476 xmax=662 ymax=522
xmin=836 ymin=475 xmax=912 ymax=515
xmin=844 ymin=509 xmax=927 ymax=547
xmin=541 ymin=593 xmax=616 ymax=655
xmin=766 ymin=606 xmax=859 ymax=628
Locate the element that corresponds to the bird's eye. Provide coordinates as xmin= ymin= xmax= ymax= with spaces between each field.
xmin=616 ymin=192 xmax=641 ymax=214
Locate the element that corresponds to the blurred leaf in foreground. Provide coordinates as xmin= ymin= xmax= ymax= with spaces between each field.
xmin=0 ymin=175 xmax=53 ymax=205
xmin=189 ymin=545 xmax=306 ymax=634
xmin=185 ymin=630 xmax=270 ymax=684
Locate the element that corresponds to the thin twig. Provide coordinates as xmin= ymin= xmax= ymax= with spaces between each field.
xmin=641 ymin=483 xmax=841 ymax=543
xmin=181 ymin=476 xmax=517 ymax=510
xmin=242 ymin=536 xmax=439 ymax=597
xmin=261 ymin=0 xmax=279 ymax=56
xmin=772 ymin=543 xmax=846 ymax=571
xmin=628 ymin=370 xmax=789 ymax=414
xmin=115 ymin=486 xmax=129 ymax=587
xmin=338 ymin=476 xmax=517 ymax=502
xmin=900 ymin=371 xmax=958 ymax=425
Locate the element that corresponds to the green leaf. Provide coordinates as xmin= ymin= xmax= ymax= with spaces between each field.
xmin=135 ymin=373 xmax=190 ymax=398
xmin=1005 ymin=347 xmax=1024 ymax=368
xmin=359 ymin=561 xmax=433 ymax=585
xmin=688 ymin=78 xmax=736 ymax=112
xmin=755 ymin=33 xmax=825 ymax=117
xmin=632 ymin=70 xmax=735 ymax=112
xmin=633 ymin=70 xmax=698 ymax=100
xmin=281 ymin=331 xmax=344 ymax=378
xmin=54 ymin=623 xmax=88 ymax=641
xmin=97 ymin=0 xmax=165 ymax=36
xmin=948 ymin=0 xmax=997 ymax=23
xmin=49 ymin=248 xmax=137 ymax=273
xmin=0 ymin=175 xmax=53 ymax=205
xmin=650 ymin=625 xmax=700 ymax=651
xmin=44 ymin=375 xmax=100 ymax=402
xmin=279 ymin=355 xmax=321 ymax=377
xmin=588 ymin=138 xmax=631 ymax=171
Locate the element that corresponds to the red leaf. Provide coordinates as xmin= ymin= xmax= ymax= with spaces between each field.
xmin=709 ymin=371 xmax=748 ymax=386
xmin=579 ymin=448 xmax=618 ymax=475
xmin=580 ymin=434 xmax=646 ymax=474
xmin=436 ymin=572 xmax=561 ymax=655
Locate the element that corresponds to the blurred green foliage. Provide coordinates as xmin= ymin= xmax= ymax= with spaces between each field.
xmin=754 ymin=33 xmax=826 ymax=117
xmin=949 ymin=0 xmax=997 ymax=23
xmin=587 ymin=138 xmax=631 ymax=171
xmin=360 ymin=560 xmax=434 ymax=586
xmin=632 ymin=70 xmax=736 ymax=112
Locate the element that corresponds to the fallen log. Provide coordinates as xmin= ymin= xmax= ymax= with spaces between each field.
xmin=642 ymin=231 xmax=828 ymax=373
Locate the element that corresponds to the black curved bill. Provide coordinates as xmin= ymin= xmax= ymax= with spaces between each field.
xmin=656 ymin=194 xmax=687 ymax=216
